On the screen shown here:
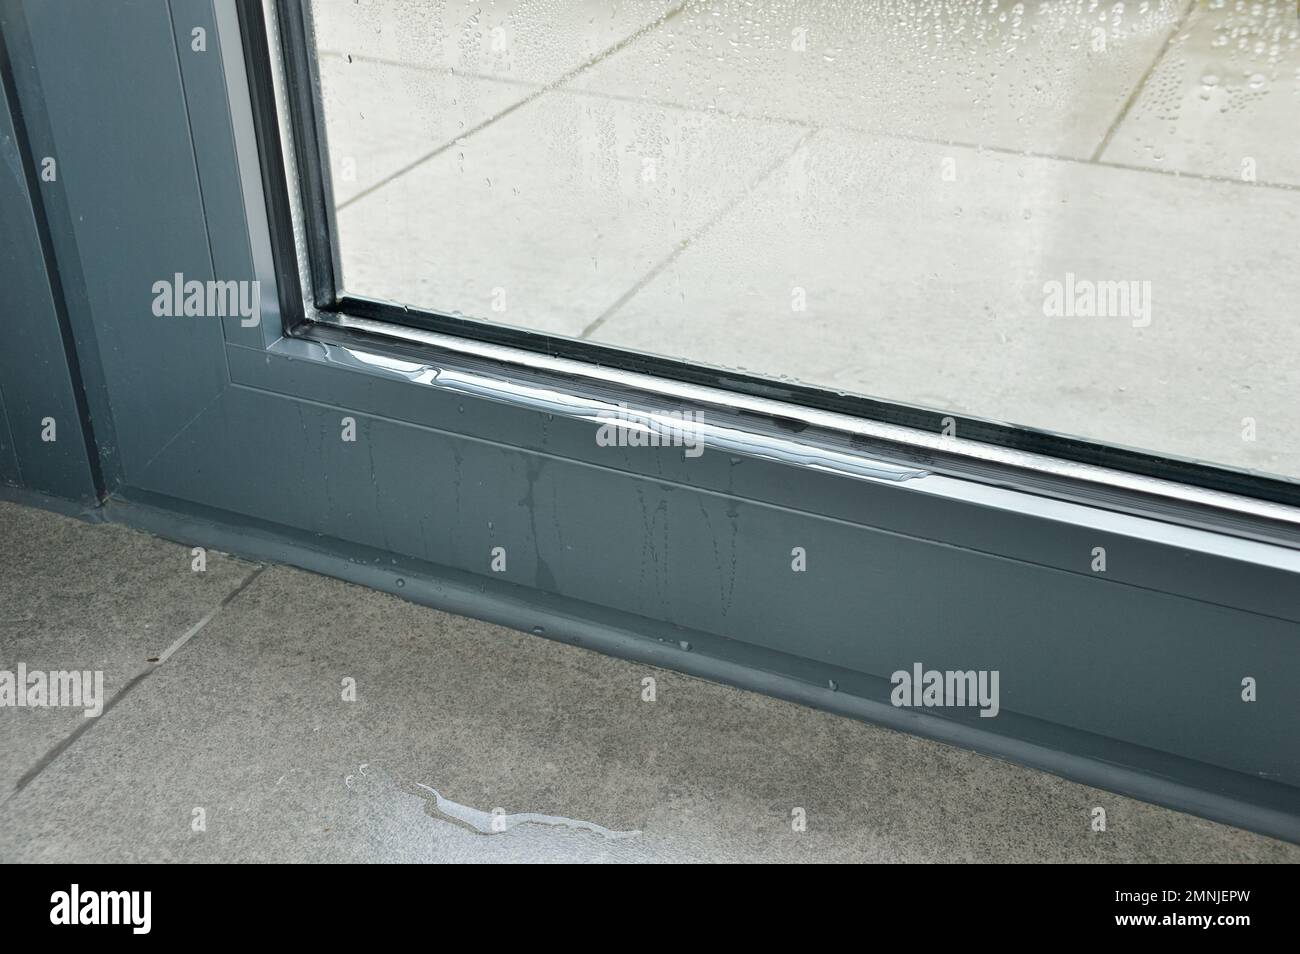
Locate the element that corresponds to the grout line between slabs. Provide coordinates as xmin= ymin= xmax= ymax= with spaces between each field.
xmin=1090 ymin=0 xmax=1197 ymax=162
xmin=4 ymin=564 xmax=268 ymax=802
xmin=333 ymin=2 xmax=688 ymax=211
xmin=155 ymin=564 xmax=266 ymax=664
xmin=578 ymin=127 xmax=819 ymax=341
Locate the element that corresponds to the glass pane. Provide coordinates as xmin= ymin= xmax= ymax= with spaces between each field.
xmin=310 ymin=0 xmax=1300 ymax=480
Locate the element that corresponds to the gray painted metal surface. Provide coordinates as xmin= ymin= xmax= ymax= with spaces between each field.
xmin=1 ymin=0 xmax=1296 ymax=842
xmin=0 ymin=44 xmax=95 ymax=502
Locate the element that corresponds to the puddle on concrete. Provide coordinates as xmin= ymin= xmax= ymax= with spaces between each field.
xmin=342 ymin=765 xmax=663 ymax=862
xmin=413 ymin=782 xmax=641 ymax=839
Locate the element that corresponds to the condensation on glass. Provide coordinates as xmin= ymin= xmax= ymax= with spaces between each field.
xmin=308 ymin=0 xmax=1300 ymax=480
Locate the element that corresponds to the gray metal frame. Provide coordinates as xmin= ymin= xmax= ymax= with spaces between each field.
xmin=1 ymin=0 xmax=1297 ymax=843
xmin=0 ymin=18 xmax=99 ymax=503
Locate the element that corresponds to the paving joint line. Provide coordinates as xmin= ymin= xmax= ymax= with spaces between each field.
xmin=4 ymin=564 xmax=268 ymax=802
xmin=1090 ymin=0 xmax=1196 ymax=162
xmin=334 ymin=2 xmax=688 ymax=211
xmin=578 ymin=127 xmax=819 ymax=341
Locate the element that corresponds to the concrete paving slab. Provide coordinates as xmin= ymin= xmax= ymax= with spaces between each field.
xmin=1101 ymin=0 xmax=1300 ymax=186
xmin=1 ymin=555 xmax=1294 ymax=863
xmin=0 ymin=501 xmax=256 ymax=795
xmin=334 ymin=90 xmax=807 ymax=336
xmin=587 ymin=128 xmax=1300 ymax=478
